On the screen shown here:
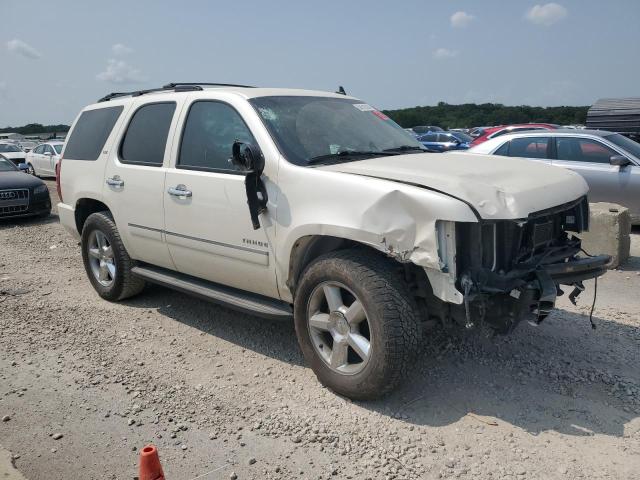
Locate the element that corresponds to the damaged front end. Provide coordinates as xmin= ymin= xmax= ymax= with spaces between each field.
xmin=442 ymin=196 xmax=610 ymax=333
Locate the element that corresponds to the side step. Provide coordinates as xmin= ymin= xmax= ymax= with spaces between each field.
xmin=131 ymin=265 xmax=293 ymax=321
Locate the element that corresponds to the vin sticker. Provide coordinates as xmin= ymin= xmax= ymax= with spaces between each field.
xmin=353 ymin=103 xmax=375 ymax=111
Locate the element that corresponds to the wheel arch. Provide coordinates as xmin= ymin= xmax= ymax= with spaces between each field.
xmin=286 ymin=234 xmax=394 ymax=296
xmin=74 ymin=197 xmax=112 ymax=234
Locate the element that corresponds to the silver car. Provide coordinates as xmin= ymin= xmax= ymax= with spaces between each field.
xmin=466 ymin=129 xmax=640 ymax=223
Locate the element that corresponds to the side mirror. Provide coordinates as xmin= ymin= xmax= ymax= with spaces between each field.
xmin=232 ymin=141 xmax=265 ymax=174
xmin=44 ymin=151 xmax=52 ymax=157
xmin=610 ymin=155 xmax=631 ymax=167
xmin=17 ymin=163 xmax=29 ymax=172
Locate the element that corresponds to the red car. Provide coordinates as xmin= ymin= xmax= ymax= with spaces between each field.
xmin=470 ymin=123 xmax=558 ymax=146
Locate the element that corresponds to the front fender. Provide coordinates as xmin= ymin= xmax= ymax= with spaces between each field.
xmin=275 ymin=165 xmax=477 ymax=301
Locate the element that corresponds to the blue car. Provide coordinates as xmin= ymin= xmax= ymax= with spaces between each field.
xmin=417 ymin=131 xmax=473 ymax=152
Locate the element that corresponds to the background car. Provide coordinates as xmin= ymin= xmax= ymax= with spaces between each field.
xmin=25 ymin=141 xmax=64 ymax=177
xmin=19 ymin=141 xmax=38 ymax=152
xmin=470 ymin=123 xmax=558 ymax=146
xmin=466 ymin=129 xmax=640 ymax=223
xmin=0 ymin=154 xmax=51 ymax=219
xmin=411 ymin=125 xmax=443 ymax=135
xmin=0 ymin=142 xmax=27 ymax=166
xmin=417 ymin=131 xmax=473 ymax=152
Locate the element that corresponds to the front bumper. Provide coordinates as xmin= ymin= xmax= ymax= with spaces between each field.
xmin=0 ymin=194 xmax=50 ymax=220
xmin=462 ymin=253 xmax=611 ymax=334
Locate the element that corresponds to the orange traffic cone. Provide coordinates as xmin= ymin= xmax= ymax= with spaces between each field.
xmin=139 ymin=445 xmax=165 ymax=480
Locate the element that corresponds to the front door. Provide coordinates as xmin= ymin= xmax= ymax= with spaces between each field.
xmin=102 ymin=100 xmax=179 ymax=270
xmin=163 ymin=99 xmax=279 ymax=298
xmin=552 ymin=136 xmax=640 ymax=215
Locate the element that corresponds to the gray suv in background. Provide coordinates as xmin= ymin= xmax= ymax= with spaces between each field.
xmin=467 ymin=130 xmax=640 ymax=223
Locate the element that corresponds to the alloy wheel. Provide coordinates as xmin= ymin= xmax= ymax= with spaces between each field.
xmin=307 ymin=281 xmax=372 ymax=375
xmin=87 ymin=230 xmax=116 ymax=287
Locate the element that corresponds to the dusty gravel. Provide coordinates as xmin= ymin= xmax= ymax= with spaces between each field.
xmin=0 ymin=180 xmax=639 ymax=480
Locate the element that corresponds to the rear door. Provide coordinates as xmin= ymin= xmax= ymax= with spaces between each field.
xmin=552 ymin=136 xmax=640 ymax=212
xmin=102 ymin=100 xmax=182 ymax=269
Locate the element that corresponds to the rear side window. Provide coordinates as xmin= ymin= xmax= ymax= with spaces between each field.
xmin=64 ymin=106 xmax=123 ymax=160
xmin=120 ymin=102 xmax=176 ymax=166
xmin=178 ymin=101 xmax=255 ymax=172
xmin=508 ymin=137 xmax=549 ymax=159
xmin=556 ymin=137 xmax=617 ymax=164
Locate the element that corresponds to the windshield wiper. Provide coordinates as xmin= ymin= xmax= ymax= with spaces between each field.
xmin=382 ymin=145 xmax=429 ymax=153
xmin=307 ymin=150 xmax=397 ymax=165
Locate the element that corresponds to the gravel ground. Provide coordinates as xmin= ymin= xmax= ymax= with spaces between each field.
xmin=0 ymin=180 xmax=639 ymax=480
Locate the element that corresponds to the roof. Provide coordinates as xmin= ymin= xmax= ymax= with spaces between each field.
xmin=487 ymin=128 xmax=614 ymax=138
xmin=94 ymin=83 xmax=353 ymax=106
xmin=589 ymin=97 xmax=640 ymax=115
xmin=586 ymin=98 xmax=640 ymax=135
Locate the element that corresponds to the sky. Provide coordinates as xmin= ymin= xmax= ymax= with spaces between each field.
xmin=1 ymin=0 xmax=639 ymax=126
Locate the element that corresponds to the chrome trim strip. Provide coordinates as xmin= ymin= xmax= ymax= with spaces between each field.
xmin=128 ymin=223 xmax=163 ymax=233
xmin=165 ymin=230 xmax=269 ymax=256
xmin=127 ymin=223 xmax=269 ymax=257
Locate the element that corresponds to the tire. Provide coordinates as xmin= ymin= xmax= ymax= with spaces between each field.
xmin=27 ymin=163 xmax=36 ymax=176
xmin=294 ymin=249 xmax=421 ymax=400
xmin=81 ymin=211 xmax=145 ymax=301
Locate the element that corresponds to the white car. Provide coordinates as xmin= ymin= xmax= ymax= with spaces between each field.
xmin=56 ymin=83 xmax=609 ymax=399
xmin=26 ymin=141 xmax=64 ymax=177
xmin=0 ymin=142 xmax=27 ymax=166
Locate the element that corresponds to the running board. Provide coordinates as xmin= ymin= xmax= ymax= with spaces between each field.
xmin=131 ymin=265 xmax=293 ymax=320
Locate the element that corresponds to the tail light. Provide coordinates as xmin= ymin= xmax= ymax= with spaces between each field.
xmin=55 ymin=157 xmax=63 ymax=202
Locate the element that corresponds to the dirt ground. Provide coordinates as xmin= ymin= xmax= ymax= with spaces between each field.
xmin=0 ymin=180 xmax=639 ymax=480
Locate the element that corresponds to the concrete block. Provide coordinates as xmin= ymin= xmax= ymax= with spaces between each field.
xmin=576 ymin=202 xmax=631 ymax=269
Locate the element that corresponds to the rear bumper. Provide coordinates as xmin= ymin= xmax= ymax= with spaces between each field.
xmin=57 ymin=202 xmax=79 ymax=240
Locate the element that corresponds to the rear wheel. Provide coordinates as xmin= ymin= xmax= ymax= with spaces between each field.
xmin=294 ymin=249 xmax=421 ymax=400
xmin=27 ymin=163 xmax=36 ymax=176
xmin=81 ymin=211 xmax=145 ymax=301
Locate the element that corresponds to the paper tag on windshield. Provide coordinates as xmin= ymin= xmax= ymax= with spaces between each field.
xmin=353 ymin=103 xmax=375 ymax=111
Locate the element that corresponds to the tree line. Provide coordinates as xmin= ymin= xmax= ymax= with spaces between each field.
xmin=1 ymin=102 xmax=591 ymax=135
xmin=0 ymin=123 xmax=70 ymax=135
xmin=382 ymin=102 xmax=589 ymax=129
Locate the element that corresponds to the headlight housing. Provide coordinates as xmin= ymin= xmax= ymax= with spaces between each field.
xmin=33 ymin=184 xmax=48 ymax=195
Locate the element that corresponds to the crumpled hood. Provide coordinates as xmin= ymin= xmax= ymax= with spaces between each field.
xmin=318 ymin=152 xmax=589 ymax=219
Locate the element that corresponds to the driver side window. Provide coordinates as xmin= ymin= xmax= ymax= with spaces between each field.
xmin=178 ymin=101 xmax=255 ymax=172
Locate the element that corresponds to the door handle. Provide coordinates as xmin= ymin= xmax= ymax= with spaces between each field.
xmin=168 ymin=185 xmax=192 ymax=198
xmin=106 ymin=176 xmax=124 ymax=187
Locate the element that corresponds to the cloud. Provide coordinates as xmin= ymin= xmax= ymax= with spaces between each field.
xmin=6 ymin=39 xmax=41 ymax=59
xmin=97 ymin=59 xmax=146 ymax=84
xmin=111 ymin=43 xmax=133 ymax=55
xmin=433 ymin=48 xmax=458 ymax=59
xmin=526 ymin=3 xmax=568 ymax=26
xmin=450 ymin=11 xmax=474 ymax=28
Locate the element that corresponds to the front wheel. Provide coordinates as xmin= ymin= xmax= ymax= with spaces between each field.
xmin=81 ymin=211 xmax=145 ymax=301
xmin=294 ymin=249 xmax=422 ymax=400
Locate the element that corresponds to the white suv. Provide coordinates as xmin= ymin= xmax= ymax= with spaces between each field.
xmin=56 ymin=83 xmax=609 ymax=399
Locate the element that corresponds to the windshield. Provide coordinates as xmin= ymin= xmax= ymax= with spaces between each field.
xmin=0 ymin=144 xmax=22 ymax=153
xmin=450 ymin=131 xmax=473 ymax=143
xmin=0 ymin=156 xmax=17 ymax=172
xmin=605 ymin=133 xmax=640 ymax=160
xmin=53 ymin=144 xmax=63 ymax=154
xmin=249 ymin=96 xmax=425 ymax=166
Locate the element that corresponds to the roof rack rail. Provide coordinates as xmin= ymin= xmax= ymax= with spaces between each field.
xmin=97 ymin=82 xmax=255 ymax=103
xmin=163 ymin=82 xmax=256 ymax=89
